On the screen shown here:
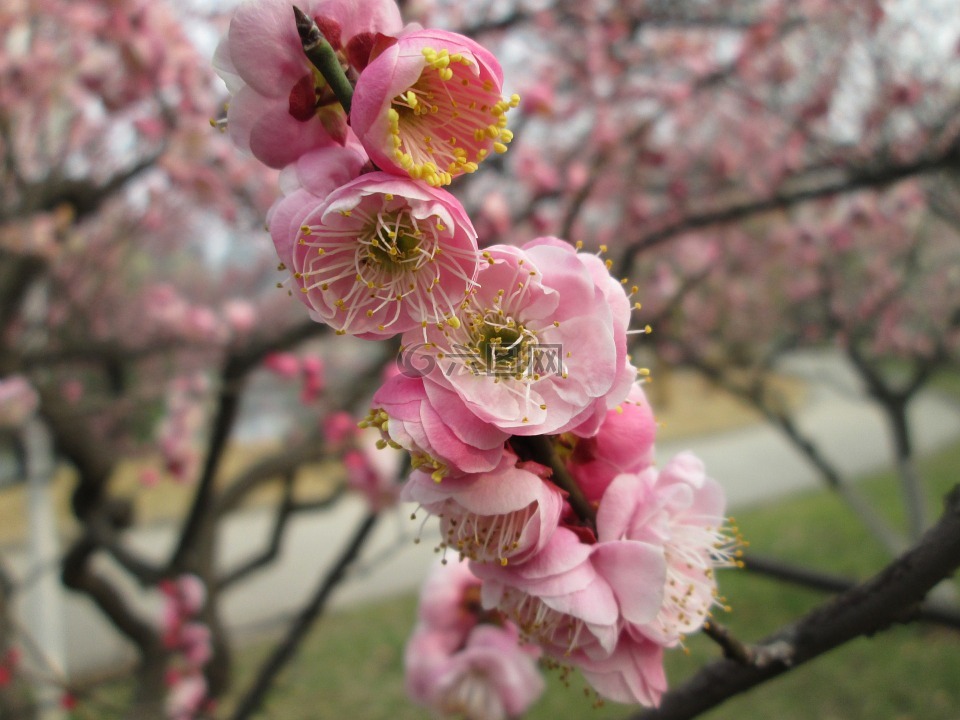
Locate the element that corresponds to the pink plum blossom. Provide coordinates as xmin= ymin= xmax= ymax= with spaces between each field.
xmin=471 ymin=527 xmax=665 ymax=665
xmin=300 ymin=355 xmax=326 ymax=403
xmin=214 ymin=0 xmax=402 ymax=167
xmin=575 ymin=633 xmax=668 ymax=707
xmin=414 ymin=624 xmax=545 ymax=720
xmin=413 ymin=556 xmax=487 ymax=634
xmin=368 ymin=373 xmax=508 ymax=479
xmin=401 ymin=449 xmax=563 ymax=565
xmin=291 ymin=173 xmax=480 ymax=336
xmin=159 ymin=574 xmax=212 ymax=718
xmin=323 ymin=410 xmax=359 ymax=446
xmin=165 ymin=672 xmax=207 ymax=720
xmin=160 ymin=574 xmax=208 ymax=650
xmin=156 ymin=375 xmax=208 ymax=483
xmin=267 ymin=142 xmax=369 ymax=270
xmin=222 ymin=299 xmax=257 ymax=336
xmin=175 ymin=575 xmax=207 ymax=616
xmin=0 ymin=375 xmax=39 ymax=429
xmin=597 ymin=452 xmax=734 ymax=645
xmin=563 ymin=382 xmax=657 ymax=503
xmin=342 ymin=427 xmax=404 ymax=510
xmin=351 ymin=29 xmax=519 ymax=186
xmin=406 ymin=561 xmax=544 ymax=720
xmin=263 ymin=352 xmax=301 ymax=379
xmin=179 ymin=623 xmax=213 ymax=668
xmin=402 ymin=240 xmax=636 ymax=436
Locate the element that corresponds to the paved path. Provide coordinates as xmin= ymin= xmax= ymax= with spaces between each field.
xmin=10 ymin=350 xmax=960 ymax=678
xmin=659 ymin=350 xmax=960 ymax=507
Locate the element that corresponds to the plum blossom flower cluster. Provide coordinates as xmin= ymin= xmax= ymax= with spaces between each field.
xmin=264 ymin=351 xmax=327 ymax=404
xmin=405 ymin=560 xmax=545 ymax=719
xmin=215 ymin=0 xmax=736 ymax=709
xmin=156 ymin=373 xmax=210 ymax=484
xmin=159 ymin=575 xmax=214 ymax=720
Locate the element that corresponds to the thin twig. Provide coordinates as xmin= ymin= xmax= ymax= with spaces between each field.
xmin=701 ymin=620 xmax=794 ymax=668
xmin=229 ymin=511 xmax=380 ymax=720
xmin=741 ymin=553 xmax=960 ymax=629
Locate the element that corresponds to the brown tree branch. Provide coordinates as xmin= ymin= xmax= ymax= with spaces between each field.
xmin=216 ymin=475 xmax=345 ymax=592
xmin=701 ymin=620 xmax=794 ymax=668
xmin=510 ymin=434 xmax=597 ymax=527
xmin=631 ymin=484 xmax=960 ymax=720
xmin=170 ymin=320 xmax=327 ymax=568
xmin=61 ymin=537 xmax=160 ymax=653
xmin=740 ymin=553 xmax=960 ymax=629
xmin=616 ymin=148 xmax=960 ymax=278
xmin=229 ymin=511 xmax=380 ymax=720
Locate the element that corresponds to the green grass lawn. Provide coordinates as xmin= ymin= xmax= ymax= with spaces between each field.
xmin=214 ymin=442 xmax=960 ymax=720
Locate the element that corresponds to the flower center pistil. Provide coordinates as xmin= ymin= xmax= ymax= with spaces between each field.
xmin=297 ymin=194 xmax=475 ymax=333
xmin=470 ymin=317 xmax=537 ymax=378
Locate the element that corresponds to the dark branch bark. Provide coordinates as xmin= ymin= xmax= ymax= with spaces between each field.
xmin=631 ymin=484 xmax=960 ymax=720
xmin=215 ymin=434 xmax=333 ymax=516
xmin=0 ymin=153 xmax=162 ymax=224
xmin=171 ymin=320 xmax=327 ymax=568
xmin=217 ymin=476 xmax=345 ymax=592
xmin=61 ymin=537 xmax=159 ymax=653
xmin=845 ymin=344 xmax=931 ymax=541
xmin=36 ymin=386 xmax=165 ymax=583
xmin=0 ymin=253 xmax=46 ymax=341
xmin=510 ymin=434 xmax=596 ymax=527
xmin=701 ymin=620 xmax=794 ymax=668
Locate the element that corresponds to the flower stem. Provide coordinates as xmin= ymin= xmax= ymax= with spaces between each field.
xmin=511 ymin=435 xmax=597 ymax=528
xmin=293 ymin=5 xmax=353 ymax=114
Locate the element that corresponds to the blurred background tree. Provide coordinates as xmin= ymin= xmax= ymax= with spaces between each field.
xmin=0 ymin=0 xmax=958 ymax=718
